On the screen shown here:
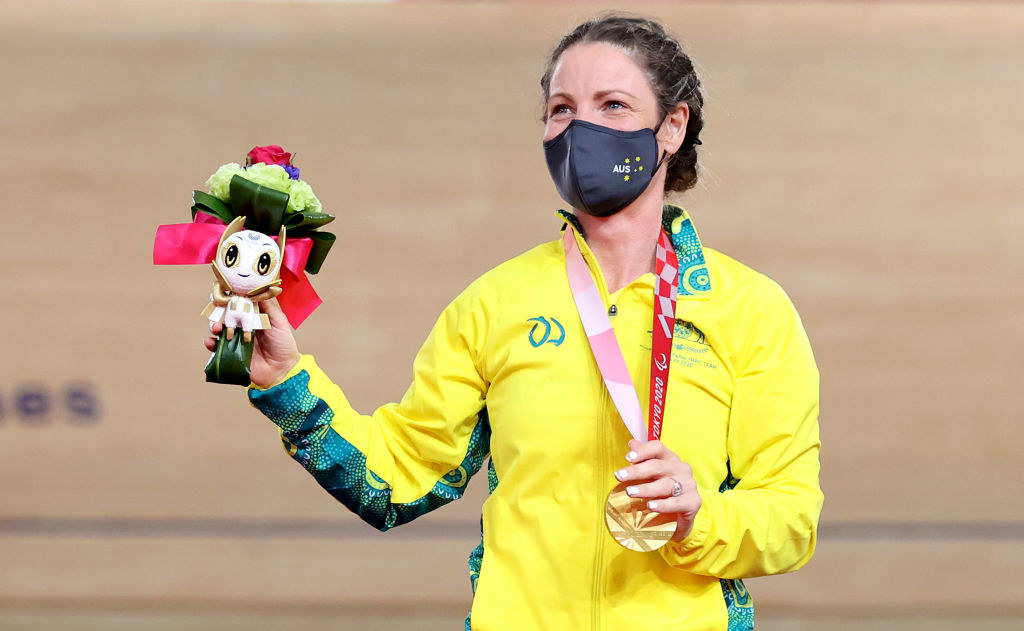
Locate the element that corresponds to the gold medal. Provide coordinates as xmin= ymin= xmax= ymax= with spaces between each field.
xmin=604 ymin=482 xmax=678 ymax=552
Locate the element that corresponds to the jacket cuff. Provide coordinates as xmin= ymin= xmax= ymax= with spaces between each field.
xmin=246 ymin=355 xmax=327 ymax=433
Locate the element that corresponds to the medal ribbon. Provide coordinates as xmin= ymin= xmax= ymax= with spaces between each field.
xmin=563 ymin=225 xmax=678 ymax=442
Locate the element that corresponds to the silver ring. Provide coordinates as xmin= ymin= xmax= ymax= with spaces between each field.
xmin=670 ymin=478 xmax=683 ymax=497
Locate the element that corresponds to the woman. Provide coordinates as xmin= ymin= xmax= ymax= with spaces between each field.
xmin=209 ymin=15 xmax=822 ymax=631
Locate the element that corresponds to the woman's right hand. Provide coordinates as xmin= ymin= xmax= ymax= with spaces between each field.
xmin=204 ymin=298 xmax=301 ymax=388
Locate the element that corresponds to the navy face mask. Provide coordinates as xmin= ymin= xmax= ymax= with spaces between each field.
xmin=543 ymin=119 xmax=664 ymax=218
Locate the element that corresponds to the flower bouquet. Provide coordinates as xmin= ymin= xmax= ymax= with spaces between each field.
xmin=154 ymin=146 xmax=336 ymax=385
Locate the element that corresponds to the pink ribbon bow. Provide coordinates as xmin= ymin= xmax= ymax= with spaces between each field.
xmin=154 ymin=211 xmax=321 ymax=328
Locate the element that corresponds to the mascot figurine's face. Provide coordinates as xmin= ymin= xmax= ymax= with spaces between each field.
xmin=214 ymin=216 xmax=285 ymax=295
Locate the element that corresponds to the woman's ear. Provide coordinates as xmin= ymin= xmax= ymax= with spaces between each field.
xmin=657 ymin=102 xmax=690 ymax=156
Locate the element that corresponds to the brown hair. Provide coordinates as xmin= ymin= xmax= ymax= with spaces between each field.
xmin=540 ymin=14 xmax=704 ymax=193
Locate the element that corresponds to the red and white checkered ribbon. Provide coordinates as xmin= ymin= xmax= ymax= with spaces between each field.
xmin=563 ymin=225 xmax=679 ymax=442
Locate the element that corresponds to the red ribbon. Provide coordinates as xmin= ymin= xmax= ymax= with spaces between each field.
xmin=153 ymin=212 xmax=322 ymax=328
xmin=648 ymin=229 xmax=679 ymax=441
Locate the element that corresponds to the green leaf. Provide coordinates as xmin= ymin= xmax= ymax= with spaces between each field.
xmin=191 ymin=190 xmax=235 ymax=223
xmin=229 ymin=175 xmax=289 ymax=234
xmin=304 ymin=232 xmax=336 ymax=274
xmin=283 ymin=211 xmax=336 ymax=232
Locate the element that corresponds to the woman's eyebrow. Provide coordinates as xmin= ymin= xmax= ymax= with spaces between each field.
xmin=548 ymin=89 xmax=637 ymax=102
xmin=594 ymin=89 xmax=637 ymax=100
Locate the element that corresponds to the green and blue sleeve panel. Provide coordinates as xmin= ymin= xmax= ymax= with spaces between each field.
xmin=249 ymin=356 xmax=491 ymax=532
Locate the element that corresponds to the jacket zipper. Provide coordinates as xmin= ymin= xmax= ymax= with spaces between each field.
xmin=575 ymin=231 xmax=613 ymax=631
xmin=590 ymin=243 xmax=613 ymax=631
xmin=591 ymin=392 xmax=608 ymax=631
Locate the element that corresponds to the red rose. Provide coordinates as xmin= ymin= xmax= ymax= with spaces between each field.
xmin=247 ymin=145 xmax=292 ymax=167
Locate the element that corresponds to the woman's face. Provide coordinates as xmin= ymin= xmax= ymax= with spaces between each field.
xmin=544 ymin=42 xmax=661 ymax=141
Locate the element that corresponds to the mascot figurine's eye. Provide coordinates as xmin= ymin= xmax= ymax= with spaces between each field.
xmin=255 ymin=251 xmax=275 ymax=276
xmin=223 ymin=243 xmax=240 ymax=268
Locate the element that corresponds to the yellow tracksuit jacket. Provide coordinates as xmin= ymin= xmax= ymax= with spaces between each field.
xmin=248 ymin=206 xmax=823 ymax=630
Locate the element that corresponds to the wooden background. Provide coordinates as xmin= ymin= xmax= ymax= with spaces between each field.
xmin=1 ymin=1 xmax=1021 ymax=629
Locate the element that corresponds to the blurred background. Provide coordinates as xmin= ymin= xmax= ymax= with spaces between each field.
xmin=1 ymin=1 xmax=1022 ymax=629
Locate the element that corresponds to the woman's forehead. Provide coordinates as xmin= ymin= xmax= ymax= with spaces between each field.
xmin=549 ymin=42 xmax=648 ymax=96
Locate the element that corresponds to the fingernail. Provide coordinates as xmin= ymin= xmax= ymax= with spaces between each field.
xmin=626 ymin=486 xmax=638 ymax=496
xmin=626 ymin=451 xmax=638 ymax=462
xmin=615 ymin=469 xmax=628 ymax=481
xmin=648 ymin=501 xmax=659 ymax=511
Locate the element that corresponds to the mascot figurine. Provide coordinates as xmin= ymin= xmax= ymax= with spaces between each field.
xmin=203 ymin=216 xmax=286 ymax=344
xmin=201 ymin=216 xmax=286 ymax=385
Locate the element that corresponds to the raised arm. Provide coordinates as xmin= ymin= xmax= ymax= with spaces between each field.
xmin=239 ymin=288 xmax=492 ymax=531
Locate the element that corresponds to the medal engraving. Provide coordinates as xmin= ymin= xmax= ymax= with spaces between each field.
xmin=604 ymin=482 xmax=677 ymax=552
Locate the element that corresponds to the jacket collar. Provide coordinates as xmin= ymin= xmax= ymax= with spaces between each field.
xmin=556 ymin=204 xmax=713 ymax=299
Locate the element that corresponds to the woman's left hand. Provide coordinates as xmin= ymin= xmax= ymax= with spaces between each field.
xmin=614 ymin=439 xmax=702 ymax=542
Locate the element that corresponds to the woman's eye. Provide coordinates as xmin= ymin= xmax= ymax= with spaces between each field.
xmin=255 ymin=252 xmax=274 ymax=276
xmin=223 ymin=244 xmax=239 ymax=268
xmin=606 ymin=100 xmax=626 ymax=111
xmin=550 ymin=104 xmax=571 ymax=117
